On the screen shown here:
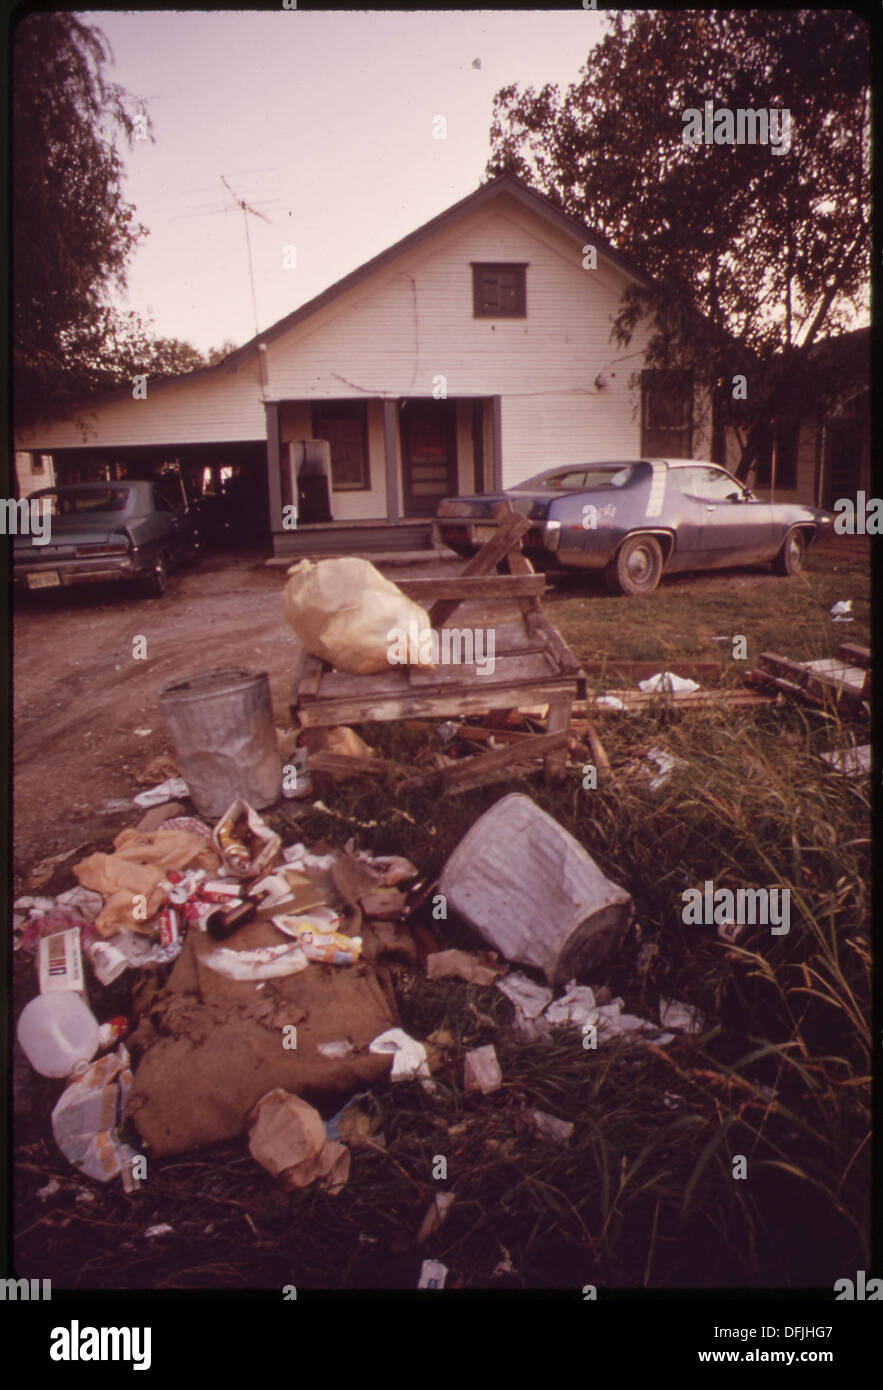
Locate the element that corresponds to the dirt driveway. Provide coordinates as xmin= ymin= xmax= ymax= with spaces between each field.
xmin=11 ymin=552 xmax=435 ymax=882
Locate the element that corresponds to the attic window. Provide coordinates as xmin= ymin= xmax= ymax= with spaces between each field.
xmin=472 ymin=263 xmax=527 ymax=317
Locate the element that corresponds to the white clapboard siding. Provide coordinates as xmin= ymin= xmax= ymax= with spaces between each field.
xmin=15 ymin=359 xmax=266 ymax=450
xmin=263 ymin=196 xmax=650 ymax=403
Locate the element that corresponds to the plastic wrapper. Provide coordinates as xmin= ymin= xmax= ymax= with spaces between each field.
xmin=51 ymin=1045 xmax=140 ymax=1191
xmin=201 ymin=941 xmax=309 ymax=981
xmin=281 ymin=556 xmax=433 ymax=674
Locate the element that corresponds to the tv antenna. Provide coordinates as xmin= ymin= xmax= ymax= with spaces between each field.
xmin=220 ymin=175 xmax=272 ymax=337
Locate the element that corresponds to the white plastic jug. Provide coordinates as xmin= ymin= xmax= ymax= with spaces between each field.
xmin=17 ymin=992 xmax=100 ymax=1078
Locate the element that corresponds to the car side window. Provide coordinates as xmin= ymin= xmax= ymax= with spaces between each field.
xmin=549 ymin=471 xmax=586 ymax=489
xmin=674 ymin=467 xmax=740 ymax=503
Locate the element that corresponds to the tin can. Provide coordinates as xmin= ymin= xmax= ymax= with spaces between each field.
xmin=182 ymin=899 xmax=217 ymax=930
xmin=200 ymin=880 xmax=244 ymax=903
xmin=206 ymin=899 xmax=256 ymax=941
xmin=157 ymin=907 xmax=181 ymax=948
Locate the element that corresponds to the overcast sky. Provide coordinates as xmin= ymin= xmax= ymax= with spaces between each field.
xmin=79 ymin=9 xmax=606 ymax=354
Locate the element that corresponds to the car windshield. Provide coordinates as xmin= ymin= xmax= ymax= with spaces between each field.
xmin=518 ymin=465 xmax=634 ymax=490
xmin=39 ymin=489 xmax=131 ymax=516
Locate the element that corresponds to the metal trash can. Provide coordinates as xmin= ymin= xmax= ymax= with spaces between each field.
xmin=159 ymin=667 xmax=281 ymax=817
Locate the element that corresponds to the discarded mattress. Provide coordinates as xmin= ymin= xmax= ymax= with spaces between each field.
xmin=127 ymin=917 xmax=397 ymax=1156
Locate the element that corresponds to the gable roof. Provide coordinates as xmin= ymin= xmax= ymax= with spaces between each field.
xmin=221 ymin=173 xmax=655 ymax=370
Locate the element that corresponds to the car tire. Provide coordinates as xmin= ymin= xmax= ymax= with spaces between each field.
xmin=142 ymin=551 xmax=168 ymax=598
xmin=773 ymin=528 xmax=805 ymax=576
xmin=605 ymin=534 xmax=664 ymax=596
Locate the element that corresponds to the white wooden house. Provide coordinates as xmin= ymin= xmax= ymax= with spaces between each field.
xmin=14 ymin=174 xmax=734 ymax=556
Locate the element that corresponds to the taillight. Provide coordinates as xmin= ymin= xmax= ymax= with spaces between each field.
xmin=75 ymin=542 xmax=129 ymax=558
xmin=544 ymin=520 xmax=562 ymax=552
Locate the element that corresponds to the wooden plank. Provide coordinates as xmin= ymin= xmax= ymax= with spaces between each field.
xmin=399 ymin=730 xmax=569 ymax=795
xmin=405 ymin=651 xmax=557 ymax=687
xmin=294 ymin=679 xmax=578 ymax=728
xmin=836 ymin=643 xmax=870 ymax=668
xmin=428 ymin=504 xmax=530 ymax=627
xmin=306 ymin=751 xmax=403 ymax=780
xmin=574 ymin=688 xmax=775 ymax=715
xmin=395 ymin=574 xmax=545 ymax=602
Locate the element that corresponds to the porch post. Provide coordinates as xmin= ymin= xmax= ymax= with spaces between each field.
xmin=491 ymin=395 xmax=503 ymax=492
xmin=264 ymin=401 xmax=283 ymax=535
xmin=383 ymin=399 xmax=400 ymax=521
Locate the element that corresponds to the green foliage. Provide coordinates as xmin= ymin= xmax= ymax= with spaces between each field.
xmin=487 ymin=10 xmax=870 ymax=474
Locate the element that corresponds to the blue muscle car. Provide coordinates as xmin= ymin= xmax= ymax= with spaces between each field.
xmin=434 ymin=459 xmax=834 ymax=595
xmin=13 ymin=479 xmax=201 ymax=600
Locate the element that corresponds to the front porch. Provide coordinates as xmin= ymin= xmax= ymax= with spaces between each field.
xmin=265 ymin=394 xmax=502 ymax=558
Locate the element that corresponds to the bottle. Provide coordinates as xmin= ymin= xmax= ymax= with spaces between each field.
xmin=16 ymin=992 xmax=100 ymax=1078
xmin=206 ymin=898 xmax=256 ymax=941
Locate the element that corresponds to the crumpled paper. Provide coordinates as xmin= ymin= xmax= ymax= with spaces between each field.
xmin=638 ymin=671 xmax=700 ymax=694
xmin=496 ymin=972 xmax=553 ymax=1019
xmin=658 ymin=997 xmax=705 ymax=1035
xmin=248 ymin=1088 xmax=350 ymax=1192
xmin=369 ymin=1027 xmax=432 ymax=1084
xmin=201 ymin=942 xmax=309 ymax=981
xmin=51 ymin=1045 xmax=140 ymax=1191
xmin=464 ymin=1044 xmax=502 ymax=1094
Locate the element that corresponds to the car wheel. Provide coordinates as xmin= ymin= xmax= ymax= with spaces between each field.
xmin=605 ymin=534 xmax=664 ymax=595
xmin=142 ymin=551 xmax=168 ymax=598
xmin=773 ymin=528 xmax=805 ymax=576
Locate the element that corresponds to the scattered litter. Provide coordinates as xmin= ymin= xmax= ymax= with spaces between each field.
xmin=526 ymin=1109 xmax=574 ymax=1145
xmin=439 ymin=794 xmax=633 ymax=984
xmin=496 ymin=972 xmax=553 ymax=1018
xmin=248 ymin=1089 xmax=350 ymax=1192
xmin=829 ymin=599 xmax=853 ymax=622
xmin=820 ymin=744 xmax=871 ymax=777
xmin=493 ymin=1247 xmax=516 ymax=1277
xmin=369 ymin=1028 xmax=432 ymax=1084
xmin=133 ymin=778 xmax=190 ymax=807
xmin=18 ymin=906 xmax=91 ymax=956
xmin=426 ymin=949 xmax=503 ymax=987
xmin=592 ymin=695 xmax=626 ymax=711
xmin=637 ymin=671 xmax=701 ymax=694
xmin=38 ymin=928 xmax=86 ymax=995
xmin=102 ymin=799 xmax=134 ymax=813
xmin=75 ymin=1188 xmax=96 ymax=1205
xmin=51 ymin=1045 xmax=141 ymax=1191
xmin=544 ymin=983 xmax=597 ymax=1028
xmin=36 ymin=1179 xmax=61 ymax=1201
xmin=417 ymin=1259 xmax=448 ymax=1289
xmin=464 ymin=1043 xmax=502 ymax=1095
xmin=317 ymin=1040 xmax=355 ymax=1059
xmin=201 ymin=941 xmax=309 ymax=981
xmin=55 ymin=887 xmax=104 ymax=921
xmin=26 ymin=844 xmax=87 ymax=890
xmin=658 ymin=997 xmax=704 ymax=1035
xmin=133 ymin=728 xmax=153 ymax=737
xmin=144 ymin=1223 xmax=173 ymax=1239
xmin=213 ymin=799 xmax=281 ymax=879
xmin=645 ymin=747 xmax=680 ymax=791
xmin=663 ymin=1092 xmax=686 ymax=1111
xmin=417 ymin=1192 xmax=456 ymax=1243
xmin=87 ymin=938 xmax=129 ymax=986
xmin=325 ymin=1094 xmax=385 ymax=1149
xmin=437 ymin=720 xmax=459 ymax=743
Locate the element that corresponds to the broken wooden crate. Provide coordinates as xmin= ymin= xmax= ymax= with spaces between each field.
xmin=744 ymin=643 xmax=870 ymax=717
xmin=290 ymin=503 xmax=586 ymax=793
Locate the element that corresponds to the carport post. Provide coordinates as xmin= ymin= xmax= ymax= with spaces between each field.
xmin=264 ymin=401 xmax=283 ymax=535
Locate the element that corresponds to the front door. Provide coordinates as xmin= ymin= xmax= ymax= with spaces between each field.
xmin=400 ymin=399 xmax=457 ymax=518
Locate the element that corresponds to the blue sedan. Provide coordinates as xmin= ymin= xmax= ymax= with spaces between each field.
xmin=434 ymin=459 xmax=834 ymax=595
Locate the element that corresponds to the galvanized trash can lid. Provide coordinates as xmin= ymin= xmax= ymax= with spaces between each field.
xmin=160 ymin=667 xmax=268 ymax=702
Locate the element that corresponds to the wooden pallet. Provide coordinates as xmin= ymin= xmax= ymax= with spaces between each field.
xmin=292 ymin=502 xmax=587 ymax=792
xmin=744 ymin=643 xmax=870 ymax=717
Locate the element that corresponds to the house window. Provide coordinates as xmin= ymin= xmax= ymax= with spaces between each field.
xmin=755 ymin=418 xmax=799 ymax=490
xmin=311 ymin=401 xmax=370 ymax=491
xmin=641 ymin=370 xmax=693 ymax=457
xmin=472 ymin=263 xmax=527 ymax=317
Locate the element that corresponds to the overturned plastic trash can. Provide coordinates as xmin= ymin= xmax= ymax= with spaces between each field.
xmin=438 ymin=793 xmax=632 ymax=984
xmin=160 ymin=667 xmax=281 ymax=818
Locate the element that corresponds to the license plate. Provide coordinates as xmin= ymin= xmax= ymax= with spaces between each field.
xmin=27 ymin=571 xmax=61 ymax=589
xmin=474 ymin=525 xmax=497 ymax=542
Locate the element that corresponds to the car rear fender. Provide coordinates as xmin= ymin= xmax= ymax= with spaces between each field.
xmin=616 ymin=528 xmax=676 ymax=563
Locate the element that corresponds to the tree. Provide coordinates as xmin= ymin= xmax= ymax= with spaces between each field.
xmin=487 ymin=10 xmax=870 ymax=476
xmin=12 ymin=13 xmax=152 ymax=426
